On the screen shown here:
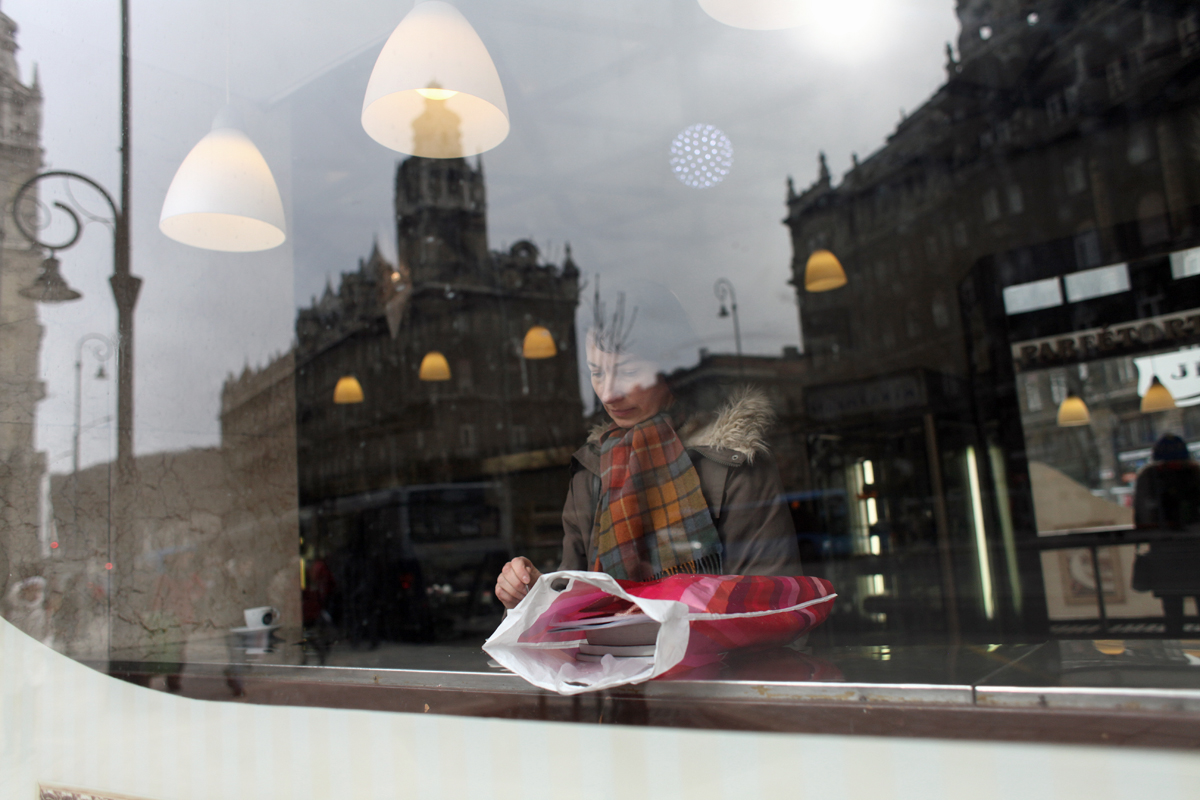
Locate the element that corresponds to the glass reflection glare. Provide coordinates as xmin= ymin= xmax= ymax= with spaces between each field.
xmin=669 ymin=124 xmax=733 ymax=188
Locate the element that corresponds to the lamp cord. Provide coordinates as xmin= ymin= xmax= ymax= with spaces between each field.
xmin=224 ymin=0 xmax=231 ymax=104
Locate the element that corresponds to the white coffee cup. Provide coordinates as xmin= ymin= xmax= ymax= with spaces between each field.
xmin=243 ymin=606 xmax=279 ymax=628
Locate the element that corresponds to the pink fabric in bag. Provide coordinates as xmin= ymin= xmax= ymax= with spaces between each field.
xmin=520 ymin=573 xmax=835 ymax=655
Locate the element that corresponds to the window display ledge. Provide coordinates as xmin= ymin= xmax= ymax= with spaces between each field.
xmin=91 ymin=658 xmax=1200 ymax=749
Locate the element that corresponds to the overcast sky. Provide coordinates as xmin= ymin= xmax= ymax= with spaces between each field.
xmin=6 ymin=0 xmax=959 ymax=472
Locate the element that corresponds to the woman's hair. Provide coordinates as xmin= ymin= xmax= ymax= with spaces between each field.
xmin=584 ymin=277 xmax=699 ymax=375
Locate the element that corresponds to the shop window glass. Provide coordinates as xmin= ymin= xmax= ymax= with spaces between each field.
xmin=1064 ymin=263 xmax=1131 ymax=303
xmin=2 ymin=0 xmax=1199 ymax=739
xmin=1170 ymin=247 xmax=1200 ymax=279
xmin=1003 ymin=277 xmax=1063 ymax=315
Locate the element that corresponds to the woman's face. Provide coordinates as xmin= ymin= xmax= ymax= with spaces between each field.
xmin=586 ymin=339 xmax=672 ymax=427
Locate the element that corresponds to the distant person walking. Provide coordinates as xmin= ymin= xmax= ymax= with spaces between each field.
xmin=1134 ymin=434 xmax=1200 ymax=637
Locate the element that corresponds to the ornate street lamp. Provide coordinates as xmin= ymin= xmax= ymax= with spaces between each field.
xmin=13 ymin=170 xmax=141 ymax=488
xmin=713 ymin=277 xmax=743 ymax=375
xmin=13 ymin=0 xmax=137 ymax=650
xmin=74 ymin=333 xmax=114 ymax=477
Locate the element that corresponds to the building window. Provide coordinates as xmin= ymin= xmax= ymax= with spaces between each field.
xmin=459 ymin=424 xmax=477 ymax=455
xmin=510 ymin=425 xmax=528 ymax=450
xmin=932 ymin=295 xmax=950 ymax=329
xmin=1050 ymin=372 xmax=1068 ymax=405
xmin=1137 ymin=193 xmax=1170 ymax=245
xmin=1073 ymin=228 xmax=1102 ymax=268
xmin=1006 ymin=183 xmax=1024 ymax=215
xmin=1127 ymin=126 xmax=1151 ymax=164
xmin=1003 ymin=277 xmax=1063 ymax=315
xmin=1105 ymin=59 xmax=1127 ymax=98
xmin=456 ymin=359 xmax=473 ymax=392
xmin=1064 ymin=263 xmax=1130 ymax=303
xmin=1046 ymin=93 xmax=1064 ymax=124
xmin=953 ymin=220 xmax=968 ymax=247
xmin=1179 ymin=11 xmax=1200 ymax=57
xmin=1063 ymin=158 xmax=1087 ymax=194
xmin=905 ymin=305 xmax=921 ymax=339
xmin=982 ymin=187 xmax=1002 ymax=222
xmin=1024 ymin=374 xmax=1043 ymax=412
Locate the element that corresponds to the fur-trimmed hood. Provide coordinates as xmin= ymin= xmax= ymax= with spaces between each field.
xmin=585 ymin=386 xmax=775 ymax=464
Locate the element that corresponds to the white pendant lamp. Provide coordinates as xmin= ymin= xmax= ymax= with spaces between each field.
xmin=160 ymin=107 xmax=286 ymax=252
xmin=362 ymin=1 xmax=510 ymax=158
xmin=698 ymin=0 xmax=805 ymax=30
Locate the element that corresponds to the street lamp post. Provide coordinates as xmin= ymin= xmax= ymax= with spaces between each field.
xmin=74 ymin=334 xmax=114 ymax=477
xmin=713 ymin=277 xmax=743 ymax=375
xmin=13 ymin=0 xmax=137 ymax=655
xmin=15 ymin=171 xmax=141 ymax=488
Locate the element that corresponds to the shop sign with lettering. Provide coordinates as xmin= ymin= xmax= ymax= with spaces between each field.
xmin=1134 ymin=347 xmax=1200 ymax=408
xmin=1010 ymin=309 xmax=1200 ymax=372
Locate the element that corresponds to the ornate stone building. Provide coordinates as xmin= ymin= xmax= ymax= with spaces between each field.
xmin=290 ymin=99 xmax=584 ymax=639
xmin=783 ymin=0 xmax=1200 ymax=637
xmin=0 ymin=6 xmax=45 ymax=602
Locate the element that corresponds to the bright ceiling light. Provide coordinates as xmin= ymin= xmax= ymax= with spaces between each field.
xmin=794 ymin=0 xmax=897 ymax=63
xmin=159 ymin=107 xmax=286 ymax=252
xmin=698 ymin=0 xmax=805 ymax=30
xmin=416 ymin=87 xmax=459 ymax=101
xmin=362 ymin=1 xmax=509 ymax=158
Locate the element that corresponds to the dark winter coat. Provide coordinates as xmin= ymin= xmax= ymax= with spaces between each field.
xmin=558 ymin=388 xmax=803 ymax=577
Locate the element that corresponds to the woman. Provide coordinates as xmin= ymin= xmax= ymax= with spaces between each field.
xmin=495 ymin=284 xmax=801 ymax=609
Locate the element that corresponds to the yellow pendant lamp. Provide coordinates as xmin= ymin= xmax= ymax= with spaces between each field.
xmin=419 ymin=351 xmax=452 ymax=381
xmin=522 ymin=326 xmax=557 ymax=359
xmin=1141 ymin=376 xmax=1176 ymax=413
xmin=804 ymin=249 xmax=847 ymax=292
xmin=1056 ymin=394 xmax=1091 ymax=427
xmin=362 ymin=1 xmax=509 ymax=158
xmin=333 ymin=376 xmax=364 ymax=404
xmin=160 ymin=107 xmax=286 ymax=252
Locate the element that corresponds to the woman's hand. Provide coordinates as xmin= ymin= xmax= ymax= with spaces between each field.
xmin=495 ymin=557 xmax=542 ymax=609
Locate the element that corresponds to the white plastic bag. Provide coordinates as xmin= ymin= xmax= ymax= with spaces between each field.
xmin=483 ymin=570 xmax=690 ymax=695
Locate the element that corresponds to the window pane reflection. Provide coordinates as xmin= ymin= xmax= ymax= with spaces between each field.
xmin=1 ymin=0 xmax=1198 ymax=703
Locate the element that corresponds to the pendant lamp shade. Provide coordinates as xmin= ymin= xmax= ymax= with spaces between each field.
xmin=160 ymin=108 xmax=286 ymax=252
xmin=698 ymin=0 xmax=805 ymax=30
xmin=419 ymin=351 xmax=452 ymax=381
xmin=1141 ymin=376 xmax=1176 ymax=413
xmin=522 ymin=326 xmax=557 ymax=360
xmin=1056 ymin=394 xmax=1091 ymax=427
xmin=333 ymin=376 xmax=364 ymax=404
xmin=805 ymin=249 xmax=847 ymax=292
xmin=362 ymin=1 xmax=509 ymax=158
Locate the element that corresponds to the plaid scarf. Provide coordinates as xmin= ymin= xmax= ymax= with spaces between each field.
xmin=591 ymin=413 xmax=723 ymax=581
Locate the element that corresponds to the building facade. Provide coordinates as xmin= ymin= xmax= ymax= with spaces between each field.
xmin=784 ymin=0 xmax=1200 ymax=637
xmin=0 ymin=7 xmax=45 ymax=605
xmin=291 ymin=104 xmax=585 ymax=640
